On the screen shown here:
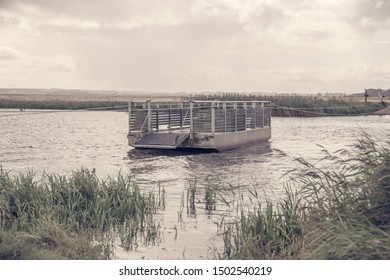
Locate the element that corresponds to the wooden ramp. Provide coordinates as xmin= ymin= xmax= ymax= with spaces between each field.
xmin=134 ymin=133 xmax=190 ymax=149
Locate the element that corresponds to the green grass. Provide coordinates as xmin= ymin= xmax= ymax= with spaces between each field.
xmin=218 ymin=189 xmax=304 ymax=259
xmin=192 ymin=93 xmax=386 ymax=116
xmin=0 ymin=98 xmax=127 ymax=110
xmin=0 ymin=168 xmax=165 ymax=259
xmin=1 ymin=93 xmax=386 ymax=115
xmin=186 ymin=180 xmax=197 ymax=217
xmin=217 ymin=134 xmax=390 ymax=259
xmin=205 ymin=184 xmax=217 ymax=213
xmin=0 ymin=220 xmax=105 ymax=260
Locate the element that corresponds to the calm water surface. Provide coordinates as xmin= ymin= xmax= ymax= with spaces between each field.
xmin=1 ymin=109 xmax=389 ymax=259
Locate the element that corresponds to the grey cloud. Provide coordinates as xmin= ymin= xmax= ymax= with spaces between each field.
xmin=177 ymin=15 xmax=244 ymax=41
xmin=240 ymin=1 xmax=290 ymax=32
xmin=48 ymin=63 xmax=73 ymax=73
xmin=0 ymin=0 xmax=193 ymax=37
xmin=0 ymin=0 xmax=15 ymax=9
xmin=0 ymin=51 xmax=17 ymax=60
xmin=0 ymin=11 xmax=20 ymax=25
xmin=0 ymin=47 xmax=20 ymax=60
xmin=349 ymin=0 xmax=390 ymax=32
xmin=2 ymin=0 xmax=191 ymax=23
xmin=288 ymin=71 xmax=322 ymax=84
xmin=295 ymin=29 xmax=332 ymax=41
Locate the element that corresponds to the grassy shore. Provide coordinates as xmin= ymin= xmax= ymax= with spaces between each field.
xmin=192 ymin=93 xmax=386 ymax=117
xmin=218 ymin=134 xmax=390 ymax=259
xmin=1 ymin=93 xmax=386 ymax=116
xmin=0 ymin=93 xmax=180 ymax=110
xmin=0 ymin=168 xmax=165 ymax=259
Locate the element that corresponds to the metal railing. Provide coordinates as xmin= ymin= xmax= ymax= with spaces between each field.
xmin=128 ymin=100 xmax=272 ymax=138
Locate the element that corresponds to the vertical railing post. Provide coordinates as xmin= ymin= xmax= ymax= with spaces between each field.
xmin=234 ymin=102 xmax=237 ymax=132
xmin=211 ymin=101 xmax=215 ymax=135
xmin=180 ymin=102 xmax=183 ymax=129
xmin=269 ymin=104 xmax=272 ymax=127
xmin=223 ymin=102 xmax=227 ymax=133
xmin=147 ymin=100 xmax=152 ymax=133
xmin=168 ymin=103 xmax=171 ymax=129
xmin=252 ymin=101 xmax=256 ymax=128
xmin=156 ymin=102 xmax=159 ymax=131
xmin=261 ymin=102 xmax=264 ymax=128
xmin=128 ymin=102 xmax=132 ymax=133
xmin=190 ymin=101 xmax=194 ymax=140
xmin=244 ymin=102 xmax=247 ymax=130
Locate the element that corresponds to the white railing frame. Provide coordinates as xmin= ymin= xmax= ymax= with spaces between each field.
xmin=128 ymin=100 xmax=272 ymax=135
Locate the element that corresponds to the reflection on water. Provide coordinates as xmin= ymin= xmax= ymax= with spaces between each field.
xmin=128 ymin=147 xmax=218 ymax=158
xmin=1 ymin=109 xmax=390 ymax=259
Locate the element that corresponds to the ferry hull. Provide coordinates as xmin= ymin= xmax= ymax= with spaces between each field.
xmin=128 ymin=127 xmax=271 ymax=152
xmin=181 ymin=127 xmax=271 ymax=151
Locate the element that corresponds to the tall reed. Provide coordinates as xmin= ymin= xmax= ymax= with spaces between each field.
xmin=192 ymin=93 xmax=385 ymax=116
xmin=205 ymin=184 xmax=217 ymax=213
xmin=218 ymin=134 xmax=390 ymax=259
xmin=186 ymin=180 xmax=197 ymax=217
xmin=0 ymin=167 xmax=165 ymax=258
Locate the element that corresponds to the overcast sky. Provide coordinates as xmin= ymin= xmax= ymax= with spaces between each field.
xmin=1 ymin=0 xmax=389 ymax=93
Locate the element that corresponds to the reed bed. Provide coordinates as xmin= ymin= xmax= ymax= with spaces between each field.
xmin=192 ymin=93 xmax=385 ymax=117
xmin=1 ymin=92 xmax=385 ymax=115
xmin=217 ymin=134 xmax=390 ymax=259
xmin=0 ymin=168 xmax=165 ymax=259
xmin=183 ymin=181 xmax=219 ymax=217
xmin=0 ymin=98 xmax=127 ymax=110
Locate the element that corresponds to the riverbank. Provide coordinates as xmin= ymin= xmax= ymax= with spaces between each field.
xmin=0 ymin=168 xmax=165 ymax=259
xmin=192 ymin=93 xmax=387 ymax=116
xmin=372 ymin=105 xmax=390 ymax=115
xmin=0 ymin=93 xmax=386 ymax=116
xmin=0 ymin=93 xmax=180 ymax=110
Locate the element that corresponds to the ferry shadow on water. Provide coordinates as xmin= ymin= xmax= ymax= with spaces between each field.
xmin=127 ymin=141 xmax=273 ymax=163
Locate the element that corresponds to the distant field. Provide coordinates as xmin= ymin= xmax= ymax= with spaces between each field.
xmin=345 ymin=95 xmax=387 ymax=103
xmin=0 ymin=93 xmax=183 ymax=103
xmin=0 ymin=92 xmax=385 ymax=103
xmin=0 ymin=93 xmax=184 ymax=110
xmin=0 ymin=92 xmax=387 ymax=116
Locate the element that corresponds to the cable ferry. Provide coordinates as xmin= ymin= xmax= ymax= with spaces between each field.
xmin=127 ymin=100 xmax=272 ymax=152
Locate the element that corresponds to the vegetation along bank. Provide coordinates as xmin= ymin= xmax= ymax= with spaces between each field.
xmin=0 ymin=93 xmax=387 ymax=116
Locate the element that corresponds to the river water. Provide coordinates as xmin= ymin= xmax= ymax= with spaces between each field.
xmin=1 ymin=109 xmax=389 ymax=259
